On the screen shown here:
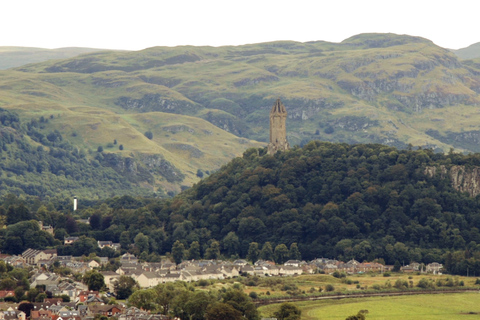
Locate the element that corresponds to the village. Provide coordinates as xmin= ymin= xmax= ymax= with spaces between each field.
xmin=0 ymin=242 xmax=444 ymax=320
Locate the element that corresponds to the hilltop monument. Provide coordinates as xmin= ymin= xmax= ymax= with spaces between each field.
xmin=268 ymin=99 xmax=290 ymax=155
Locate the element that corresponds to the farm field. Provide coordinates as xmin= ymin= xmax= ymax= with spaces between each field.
xmin=259 ymin=292 xmax=480 ymax=320
xmin=245 ymin=273 xmax=478 ymax=299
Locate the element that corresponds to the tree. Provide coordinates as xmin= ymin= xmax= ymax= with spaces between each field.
xmin=97 ymin=146 xmax=103 ymax=152
xmin=222 ymin=232 xmax=240 ymax=257
xmin=205 ymin=240 xmax=221 ymax=260
xmin=188 ymin=241 xmax=201 ymax=260
xmin=83 ymin=270 xmax=105 ymax=291
xmin=134 ymin=233 xmax=150 ymax=254
xmin=114 ymin=276 xmax=139 ymax=300
xmin=346 ymin=310 xmax=368 ymax=320
xmin=172 ymin=240 xmax=186 ymax=264
xmin=274 ymin=244 xmax=289 ymax=264
xmin=119 ymin=231 xmax=131 ymax=250
xmin=246 ymin=242 xmax=260 ymax=263
xmin=273 ymin=302 xmax=301 ymax=320
xmin=18 ymin=302 xmax=34 ymax=317
xmin=71 ymin=236 xmax=98 ymax=256
xmin=205 ymin=302 xmax=242 ymax=320
xmin=260 ymin=242 xmax=274 ymax=261
xmin=393 ymin=260 xmax=401 ymax=272
xmin=27 ymin=288 xmax=39 ymax=302
xmin=222 ymin=288 xmax=259 ymax=320
xmin=128 ymin=288 xmax=157 ymax=311
xmin=289 ymin=242 xmax=301 ymax=261
xmin=183 ymin=291 xmax=214 ymax=320
xmin=119 ymin=144 xmax=124 ymax=150
xmin=144 ymin=131 xmax=153 ymax=140
xmin=14 ymin=287 xmax=26 ymax=302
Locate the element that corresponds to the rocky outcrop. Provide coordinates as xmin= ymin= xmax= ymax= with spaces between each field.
xmin=425 ymin=165 xmax=480 ymax=197
xmin=115 ymin=94 xmax=199 ymax=114
xmin=164 ymin=143 xmax=204 ymax=158
xmin=101 ymin=153 xmax=185 ymax=184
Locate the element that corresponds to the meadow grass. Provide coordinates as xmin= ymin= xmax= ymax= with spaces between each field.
xmin=295 ymin=292 xmax=480 ymax=320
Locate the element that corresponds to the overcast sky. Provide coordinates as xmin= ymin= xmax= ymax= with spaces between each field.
xmin=2 ymin=0 xmax=477 ymax=51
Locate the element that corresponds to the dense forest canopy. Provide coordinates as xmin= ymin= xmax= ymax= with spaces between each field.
xmin=2 ymin=141 xmax=480 ymax=275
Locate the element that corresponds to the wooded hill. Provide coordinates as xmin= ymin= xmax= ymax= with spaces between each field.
xmin=2 ymin=142 xmax=480 ymax=275
xmin=3 ymin=33 xmax=480 ymax=197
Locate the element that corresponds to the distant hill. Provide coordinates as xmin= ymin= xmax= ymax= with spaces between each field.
xmin=0 ymin=47 xmax=106 ymax=69
xmin=452 ymin=42 xmax=480 ymax=60
xmin=2 ymin=33 xmax=480 ymax=198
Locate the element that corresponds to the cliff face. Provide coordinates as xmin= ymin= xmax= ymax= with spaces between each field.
xmin=425 ymin=165 xmax=480 ymax=197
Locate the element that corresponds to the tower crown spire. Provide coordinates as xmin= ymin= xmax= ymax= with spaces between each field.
xmin=267 ymin=98 xmax=289 ymax=155
xmin=271 ymin=98 xmax=287 ymax=114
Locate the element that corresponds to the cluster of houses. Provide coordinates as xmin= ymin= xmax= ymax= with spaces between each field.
xmin=0 ymin=247 xmax=445 ymax=320
xmin=0 ymin=299 xmax=163 ymax=320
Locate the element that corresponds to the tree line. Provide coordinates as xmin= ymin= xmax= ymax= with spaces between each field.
xmin=3 ymin=141 xmax=480 ymax=275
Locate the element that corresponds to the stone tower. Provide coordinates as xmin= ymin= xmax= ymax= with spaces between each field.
xmin=268 ymin=99 xmax=289 ymax=155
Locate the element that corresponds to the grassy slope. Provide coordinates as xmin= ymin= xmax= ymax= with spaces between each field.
xmin=0 ymin=68 xmax=262 ymax=194
xmin=299 ymin=293 xmax=480 ymax=320
xmin=0 ymin=47 xmax=106 ymax=70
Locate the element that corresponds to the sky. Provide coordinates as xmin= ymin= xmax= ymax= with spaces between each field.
xmin=2 ymin=0 xmax=478 ymax=51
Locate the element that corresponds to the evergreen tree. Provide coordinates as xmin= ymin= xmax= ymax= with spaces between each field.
xmin=205 ymin=240 xmax=221 ymax=260
xmin=260 ymin=242 xmax=274 ymax=261
xmin=188 ymin=241 xmax=201 ymax=260
xmin=246 ymin=242 xmax=260 ymax=263
xmin=274 ymin=244 xmax=289 ymax=264
xmin=289 ymin=242 xmax=302 ymax=261
xmin=172 ymin=240 xmax=186 ymax=264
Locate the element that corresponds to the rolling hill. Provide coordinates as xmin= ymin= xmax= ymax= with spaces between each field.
xmin=0 ymin=47 xmax=106 ymax=70
xmin=2 ymin=33 xmax=480 ymax=198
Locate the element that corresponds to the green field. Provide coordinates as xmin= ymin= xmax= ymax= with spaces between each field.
xmin=259 ymin=292 xmax=480 ymax=320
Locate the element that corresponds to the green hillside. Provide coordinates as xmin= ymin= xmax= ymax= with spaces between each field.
xmin=3 ymin=33 xmax=480 ymax=198
xmin=452 ymin=42 xmax=480 ymax=60
xmin=0 ymin=47 xmax=106 ymax=70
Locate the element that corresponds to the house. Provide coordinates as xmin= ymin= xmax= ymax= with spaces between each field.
xmin=426 ymin=262 xmax=443 ymax=274
xmin=136 ymin=272 xmax=164 ymax=288
xmin=22 ymin=249 xmax=51 ymax=266
xmin=1 ymin=311 xmax=25 ymax=320
xmin=64 ymin=237 xmax=79 ymax=245
xmin=89 ymin=305 xmax=122 ymax=317
xmin=100 ymin=271 xmax=121 ymax=292
xmin=44 ymin=298 xmax=63 ymax=305
xmin=77 ymin=290 xmax=99 ymax=303
xmin=284 ymin=260 xmax=302 ymax=267
xmin=37 ymin=221 xmax=54 ymax=235
xmin=356 ymin=262 xmax=384 ymax=273
xmin=30 ymin=310 xmax=52 ymax=320
xmin=322 ymin=263 xmax=338 ymax=274
xmin=0 ymin=291 xmax=14 ymax=299
xmin=87 ymin=260 xmax=100 ymax=269
xmin=233 ymin=259 xmax=248 ymax=266
xmin=279 ymin=265 xmax=302 ymax=276
xmin=239 ymin=265 xmax=255 ymax=276
xmin=120 ymin=253 xmax=138 ymax=263
xmin=1 ymin=255 xmax=25 ymax=267
xmin=30 ymin=272 xmax=60 ymax=288
xmin=97 ymin=241 xmax=113 ymax=249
